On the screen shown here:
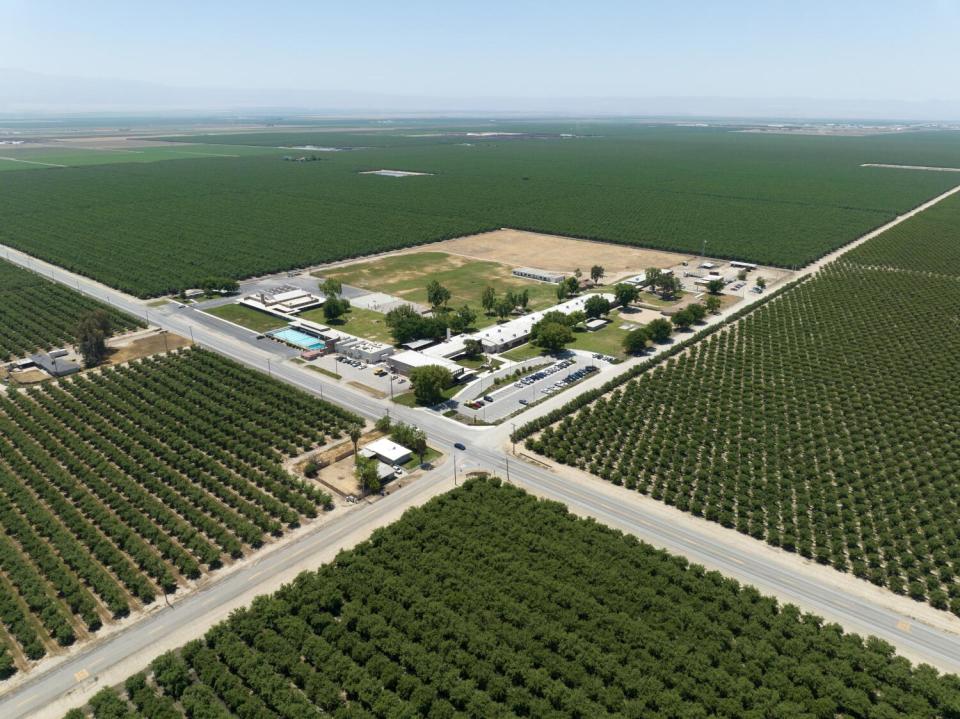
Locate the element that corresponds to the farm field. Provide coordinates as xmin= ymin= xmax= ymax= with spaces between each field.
xmin=846 ymin=190 xmax=960 ymax=276
xmin=2 ymin=127 xmax=960 ymax=296
xmin=0 ymin=349 xmax=359 ymax=678
xmin=204 ymin=303 xmax=287 ymax=333
xmin=524 ymin=255 xmax=960 ymax=615
xmin=64 ymin=479 xmax=960 ymax=719
xmin=0 ymin=259 xmax=142 ymax=361
xmin=0 ymin=143 xmax=283 ymax=172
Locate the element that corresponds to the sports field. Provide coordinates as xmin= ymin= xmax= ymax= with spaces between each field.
xmin=2 ymin=125 xmax=959 ymax=296
xmin=321 ymin=251 xmax=560 ymax=311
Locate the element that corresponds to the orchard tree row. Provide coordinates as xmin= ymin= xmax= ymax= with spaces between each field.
xmin=0 ymin=259 xmax=142 ymax=361
xmin=0 ymin=349 xmax=359 ymax=676
xmin=64 ymin=480 xmax=960 ymax=719
xmin=527 ymin=262 xmax=960 ymax=614
xmin=846 ymin=191 xmax=960 ymax=277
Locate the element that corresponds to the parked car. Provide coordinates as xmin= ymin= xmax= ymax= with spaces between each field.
xmin=483 ymin=395 xmax=494 ymax=403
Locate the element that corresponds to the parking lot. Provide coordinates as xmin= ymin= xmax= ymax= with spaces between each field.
xmin=299 ymin=353 xmax=406 ymax=397
xmin=456 ymin=351 xmax=611 ymax=423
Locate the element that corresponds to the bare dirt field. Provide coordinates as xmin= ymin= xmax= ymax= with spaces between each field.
xmin=418 ymin=229 xmax=695 ymax=277
xmin=105 ymin=330 xmax=191 ymax=365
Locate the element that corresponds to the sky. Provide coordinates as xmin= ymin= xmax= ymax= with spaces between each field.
xmin=1 ymin=0 xmax=959 ymax=115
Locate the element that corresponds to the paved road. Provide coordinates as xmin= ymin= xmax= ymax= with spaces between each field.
xmin=2 ymin=473 xmax=452 ymax=719
xmin=5 ymin=198 xmax=960 ymax=713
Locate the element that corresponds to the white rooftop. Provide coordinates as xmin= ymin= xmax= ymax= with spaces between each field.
xmin=364 ymin=438 xmax=412 ymax=464
xmin=273 ymin=289 xmax=311 ymax=302
xmin=390 ymin=350 xmax=463 ymax=375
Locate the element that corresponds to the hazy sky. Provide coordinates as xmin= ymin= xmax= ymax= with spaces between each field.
xmin=2 ymin=0 xmax=959 ymax=103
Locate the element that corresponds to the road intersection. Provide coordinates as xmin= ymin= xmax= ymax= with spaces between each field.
xmin=4 ymin=189 xmax=960 ymax=715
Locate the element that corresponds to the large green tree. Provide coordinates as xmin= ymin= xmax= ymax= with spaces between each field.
xmin=533 ymin=321 xmax=574 ymax=353
xmin=410 ymin=365 xmax=454 ymax=405
xmin=426 ymin=280 xmax=451 ymax=311
xmin=647 ymin=317 xmax=673 ymax=343
xmin=623 ymin=326 xmax=650 ymax=354
xmin=584 ymin=294 xmax=611 ymax=319
xmin=76 ymin=309 xmax=113 ymax=367
xmin=613 ymin=283 xmax=639 ymax=308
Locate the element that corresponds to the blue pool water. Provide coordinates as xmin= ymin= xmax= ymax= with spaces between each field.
xmin=271 ymin=328 xmax=325 ymax=351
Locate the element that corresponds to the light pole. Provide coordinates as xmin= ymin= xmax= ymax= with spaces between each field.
xmin=505 ymin=453 xmax=511 ymax=483
xmin=511 ymin=422 xmax=517 ymax=454
xmin=267 ymin=359 xmax=272 ymax=377
xmin=453 ymin=445 xmax=458 ymax=486
xmin=189 ymin=326 xmax=195 ymax=345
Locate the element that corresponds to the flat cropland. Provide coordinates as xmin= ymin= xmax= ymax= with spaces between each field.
xmin=204 ymin=303 xmax=287 ymax=333
xmin=0 ymin=258 xmax=143 ymax=361
xmin=66 ymin=479 xmax=960 ymax=718
xmin=3 ymin=126 xmax=960 ymax=296
xmin=846 ymin=188 xmax=960 ymax=275
xmin=522 ymin=197 xmax=960 ymax=616
xmin=0 ymin=349 xmax=359 ymax=679
xmin=0 ymin=143 xmax=282 ymax=171
xmin=320 ymin=251 xmax=559 ymax=313
xmin=298 ymin=305 xmax=395 ymax=344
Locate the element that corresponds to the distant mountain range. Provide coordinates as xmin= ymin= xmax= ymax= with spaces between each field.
xmin=2 ymin=68 xmax=959 ymax=121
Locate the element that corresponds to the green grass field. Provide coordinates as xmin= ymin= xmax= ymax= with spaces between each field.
xmin=321 ymin=251 xmax=559 ymax=319
xmin=204 ymin=303 xmax=287 ymax=332
xmin=3 ymin=125 xmax=960 ymax=296
xmin=298 ymin=305 xmax=395 ymax=343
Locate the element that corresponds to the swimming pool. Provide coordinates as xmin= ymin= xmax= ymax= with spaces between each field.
xmin=270 ymin=328 xmax=326 ymax=351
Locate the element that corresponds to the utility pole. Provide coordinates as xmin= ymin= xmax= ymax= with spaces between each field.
xmin=267 ymin=358 xmax=272 ymax=377
xmin=453 ymin=446 xmax=458 ymax=486
xmin=189 ymin=326 xmax=195 ymax=345
xmin=505 ymin=453 xmax=511 ymax=483
xmin=511 ymin=422 xmax=517 ymax=454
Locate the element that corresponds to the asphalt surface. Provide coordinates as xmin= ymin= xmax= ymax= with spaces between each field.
xmin=4 ymin=224 xmax=960 ymax=714
xmin=457 ymin=352 xmax=605 ymax=423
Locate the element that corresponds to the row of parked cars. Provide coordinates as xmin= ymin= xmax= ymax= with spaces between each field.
xmin=336 ymin=356 xmax=367 ymax=369
xmin=513 ymin=358 xmax=576 ymax=388
xmin=334 ymin=356 xmax=407 ymax=383
xmin=540 ymin=365 xmax=597 ymax=395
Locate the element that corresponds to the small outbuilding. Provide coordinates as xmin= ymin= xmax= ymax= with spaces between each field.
xmin=585 ymin=318 xmax=609 ymax=331
xmin=363 ymin=438 xmax=413 ymax=466
xmin=512 ymin=267 xmax=565 ymax=284
xmin=30 ymin=353 xmax=81 ymax=378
